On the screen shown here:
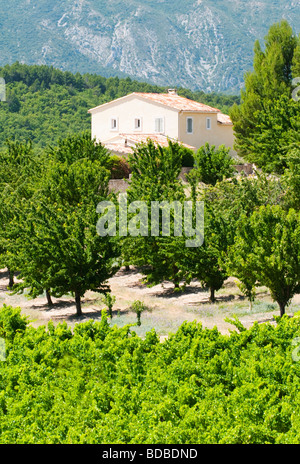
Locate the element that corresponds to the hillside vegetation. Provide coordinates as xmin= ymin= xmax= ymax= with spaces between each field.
xmin=0 ymin=62 xmax=239 ymax=151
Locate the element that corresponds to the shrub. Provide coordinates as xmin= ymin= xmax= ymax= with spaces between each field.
xmin=109 ymin=155 xmax=131 ymax=179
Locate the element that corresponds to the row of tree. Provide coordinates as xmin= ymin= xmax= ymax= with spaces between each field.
xmin=0 ymin=19 xmax=299 ymax=318
xmin=0 ymin=130 xmax=299 ymax=318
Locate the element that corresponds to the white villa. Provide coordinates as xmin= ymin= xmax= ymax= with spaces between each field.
xmin=88 ymin=89 xmax=235 ymax=156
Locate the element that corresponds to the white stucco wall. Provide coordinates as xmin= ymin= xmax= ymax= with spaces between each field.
xmin=90 ymin=95 xmax=180 ymax=143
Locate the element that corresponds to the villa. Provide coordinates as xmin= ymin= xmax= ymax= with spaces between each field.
xmin=88 ymin=89 xmax=235 ymax=156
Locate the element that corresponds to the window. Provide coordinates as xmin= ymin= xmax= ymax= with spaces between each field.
xmin=155 ymin=117 xmax=164 ymax=133
xmin=186 ymin=117 xmax=193 ymax=134
xmin=206 ymin=117 xmax=211 ymax=130
xmin=110 ymin=118 xmax=118 ymax=131
xmin=134 ymin=118 xmax=142 ymax=131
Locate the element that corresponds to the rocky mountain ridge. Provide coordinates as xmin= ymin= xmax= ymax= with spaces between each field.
xmin=1 ymin=0 xmax=299 ymax=92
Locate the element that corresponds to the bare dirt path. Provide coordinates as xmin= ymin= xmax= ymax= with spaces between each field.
xmin=0 ymin=267 xmax=299 ymax=337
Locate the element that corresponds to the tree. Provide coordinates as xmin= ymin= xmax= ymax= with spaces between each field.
xmin=127 ymin=139 xmax=184 ymax=202
xmin=226 ymin=223 xmax=258 ymax=310
xmin=283 ymin=150 xmax=300 ymax=210
xmin=231 ymin=205 xmax=300 ymax=316
xmin=231 ymin=20 xmax=299 ymax=169
xmin=13 ymin=193 xmax=120 ymax=316
xmin=186 ymin=172 xmax=286 ymax=304
xmin=10 ymin=134 xmax=121 ymax=315
xmin=238 ymin=95 xmax=299 ymax=173
xmin=121 ymin=140 xmax=190 ymax=289
xmin=47 ymin=130 xmax=110 ymax=166
xmin=191 ymin=143 xmax=236 ymax=185
xmin=131 ymin=300 xmax=148 ymax=326
xmin=183 ymin=205 xmax=228 ymax=303
xmin=0 ymin=140 xmax=40 ymax=288
xmin=102 ymin=293 xmax=116 ymax=318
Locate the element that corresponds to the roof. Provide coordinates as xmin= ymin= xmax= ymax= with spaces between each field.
xmin=104 ymin=133 xmax=196 ymax=156
xmin=217 ymin=113 xmax=233 ymax=125
xmin=132 ymin=93 xmax=221 ymax=113
xmin=88 ymin=92 xmax=221 ymax=114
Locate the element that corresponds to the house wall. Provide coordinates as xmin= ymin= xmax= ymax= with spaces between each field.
xmin=91 ymin=96 xmax=180 ymax=143
xmin=178 ymin=112 xmax=235 ymax=153
xmin=216 ymin=124 xmax=236 ymax=153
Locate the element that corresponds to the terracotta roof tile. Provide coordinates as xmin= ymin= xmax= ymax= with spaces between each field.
xmin=217 ymin=113 xmax=233 ymax=125
xmin=132 ymin=92 xmax=221 ymax=113
xmin=104 ymin=133 xmax=196 ymax=155
xmin=88 ymin=92 xmax=221 ymax=113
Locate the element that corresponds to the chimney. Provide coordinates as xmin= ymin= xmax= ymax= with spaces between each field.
xmin=168 ymin=88 xmax=177 ymax=95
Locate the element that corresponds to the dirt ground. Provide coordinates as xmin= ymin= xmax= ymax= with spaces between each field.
xmin=0 ymin=267 xmax=299 ymax=337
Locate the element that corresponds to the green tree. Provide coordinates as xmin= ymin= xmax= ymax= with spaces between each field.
xmin=231 ymin=205 xmax=300 ymax=316
xmin=122 ymin=140 xmax=189 ymax=289
xmin=191 ymin=142 xmax=235 ymax=185
xmin=226 ymin=224 xmax=258 ymax=310
xmin=0 ymin=140 xmax=40 ymax=287
xmin=239 ymin=95 xmax=299 ymax=173
xmin=183 ymin=205 xmax=228 ymax=302
xmin=13 ymin=195 xmax=120 ymax=316
xmin=47 ymin=130 xmax=110 ymax=166
xmin=231 ymin=20 xmax=299 ymax=169
xmin=10 ymin=134 xmax=120 ymax=315
xmin=102 ymin=293 xmax=116 ymax=318
xmin=282 ymin=150 xmax=300 ymax=210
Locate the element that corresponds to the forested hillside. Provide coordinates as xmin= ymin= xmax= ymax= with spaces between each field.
xmin=0 ymin=63 xmax=239 ymax=151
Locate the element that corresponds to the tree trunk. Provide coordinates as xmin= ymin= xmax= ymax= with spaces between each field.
xmin=75 ymin=291 xmax=82 ymax=317
xmin=279 ymin=302 xmax=286 ymax=318
xmin=46 ymin=289 xmax=53 ymax=306
xmin=209 ymin=287 xmax=216 ymax=303
xmin=8 ymin=268 xmax=14 ymax=288
xmin=108 ymin=305 xmax=113 ymax=318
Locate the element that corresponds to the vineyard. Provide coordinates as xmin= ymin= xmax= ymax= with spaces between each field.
xmin=0 ymin=304 xmax=300 ymax=444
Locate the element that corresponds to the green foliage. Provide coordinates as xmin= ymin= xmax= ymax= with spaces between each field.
xmin=128 ymin=139 xmax=185 ymax=202
xmin=0 ymin=305 xmax=28 ymax=342
xmin=231 ymin=20 xmax=300 ymax=172
xmin=122 ymin=140 xmax=188 ymax=288
xmin=0 ymin=139 xmax=42 ymax=280
xmin=102 ymin=294 xmax=116 ymax=318
xmin=191 ymin=142 xmax=236 ymax=185
xmin=109 ymin=155 xmax=131 ymax=179
xmin=229 ymin=205 xmax=300 ymax=316
xmin=183 ymin=204 xmax=229 ymax=302
xmin=1 ymin=308 xmax=300 ymax=443
xmin=131 ymin=300 xmax=149 ymax=326
xmin=0 ymin=62 xmax=239 ymax=152
xmin=235 ymin=95 xmax=299 ymax=174
xmin=8 ymin=133 xmax=121 ymax=315
xmin=283 ymin=150 xmax=300 ymax=210
xmin=47 ymin=131 xmax=110 ymax=166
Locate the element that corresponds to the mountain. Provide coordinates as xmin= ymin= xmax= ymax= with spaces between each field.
xmin=1 ymin=0 xmax=299 ymax=93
